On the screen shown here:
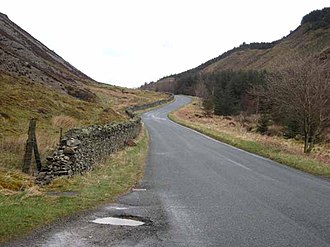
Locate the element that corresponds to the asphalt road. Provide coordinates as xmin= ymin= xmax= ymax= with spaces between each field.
xmin=7 ymin=95 xmax=330 ymax=247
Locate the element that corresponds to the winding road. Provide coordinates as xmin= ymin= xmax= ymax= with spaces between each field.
xmin=8 ymin=95 xmax=330 ymax=246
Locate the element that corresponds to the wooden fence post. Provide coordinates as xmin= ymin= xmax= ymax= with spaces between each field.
xmin=34 ymin=133 xmax=42 ymax=172
xmin=59 ymin=127 xmax=63 ymax=143
xmin=22 ymin=119 xmax=42 ymax=174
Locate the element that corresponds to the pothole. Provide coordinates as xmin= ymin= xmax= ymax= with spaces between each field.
xmin=132 ymin=188 xmax=146 ymax=192
xmin=91 ymin=215 xmax=151 ymax=226
xmin=107 ymin=206 xmax=128 ymax=210
xmin=92 ymin=217 xmax=144 ymax=226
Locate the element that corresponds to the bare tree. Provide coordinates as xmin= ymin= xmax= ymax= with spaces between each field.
xmin=267 ymin=56 xmax=330 ymax=153
xmin=193 ymin=79 xmax=209 ymax=99
xmin=247 ymin=84 xmax=265 ymax=115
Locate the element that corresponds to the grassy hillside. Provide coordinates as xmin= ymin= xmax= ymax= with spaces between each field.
xmin=142 ymin=7 xmax=330 ymax=93
xmin=0 ymin=73 xmax=167 ymax=171
xmin=203 ymin=25 xmax=330 ymax=73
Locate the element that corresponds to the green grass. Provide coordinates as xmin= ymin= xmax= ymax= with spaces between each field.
xmin=0 ymin=128 xmax=149 ymax=243
xmin=169 ymin=111 xmax=330 ymax=178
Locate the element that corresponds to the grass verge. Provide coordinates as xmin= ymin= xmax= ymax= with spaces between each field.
xmin=0 ymin=127 xmax=149 ymax=244
xmin=169 ymin=103 xmax=330 ymax=178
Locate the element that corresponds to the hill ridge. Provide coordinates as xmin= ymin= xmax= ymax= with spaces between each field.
xmin=0 ymin=12 xmax=96 ymax=101
xmin=142 ymin=7 xmax=330 ymax=94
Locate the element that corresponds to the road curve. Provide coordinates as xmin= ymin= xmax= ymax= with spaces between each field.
xmin=8 ymin=95 xmax=330 ymax=247
xmin=140 ymin=95 xmax=330 ymax=246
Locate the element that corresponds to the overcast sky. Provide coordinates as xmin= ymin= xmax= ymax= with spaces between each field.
xmin=2 ymin=1 xmax=329 ymax=88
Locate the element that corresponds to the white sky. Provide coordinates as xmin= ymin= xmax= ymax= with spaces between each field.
xmin=1 ymin=0 xmax=329 ymax=88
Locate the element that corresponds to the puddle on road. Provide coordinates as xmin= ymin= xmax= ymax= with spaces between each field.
xmin=109 ymin=206 xmax=128 ymax=210
xmin=132 ymin=188 xmax=146 ymax=192
xmin=91 ymin=217 xmax=145 ymax=226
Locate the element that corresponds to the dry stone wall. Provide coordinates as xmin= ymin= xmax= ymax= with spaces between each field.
xmin=36 ymin=94 xmax=174 ymax=185
xmin=125 ymin=94 xmax=174 ymax=117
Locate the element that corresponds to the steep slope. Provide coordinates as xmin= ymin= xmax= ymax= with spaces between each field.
xmin=203 ymin=24 xmax=330 ymax=73
xmin=142 ymin=7 xmax=330 ymax=94
xmin=0 ymin=13 xmax=98 ymax=101
xmin=0 ymin=13 xmax=168 ymax=171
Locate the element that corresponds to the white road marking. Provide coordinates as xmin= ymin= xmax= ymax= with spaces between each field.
xmin=168 ymin=119 xmax=272 ymax=163
xmin=225 ymin=158 xmax=252 ymax=171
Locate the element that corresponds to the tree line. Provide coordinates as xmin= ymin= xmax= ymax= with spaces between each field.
xmin=301 ymin=7 xmax=330 ymax=30
xmin=162 ymin=56 xmax=329 ymax=154
xmin=142 ymin=8 xmax=330 ymax=153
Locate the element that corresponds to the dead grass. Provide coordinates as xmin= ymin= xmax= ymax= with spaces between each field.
xmin=0 ymin=130 xmax=59 ymax=171
xmin=0 ymin=168 xmax=34 ymax=192
xmin=173 ymin=99 xmax=330 ymax=166
xmin=51 ymin=115 xmax=77 ymax=129
xmin=0 ymin=136 xmax=26 ymax=153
